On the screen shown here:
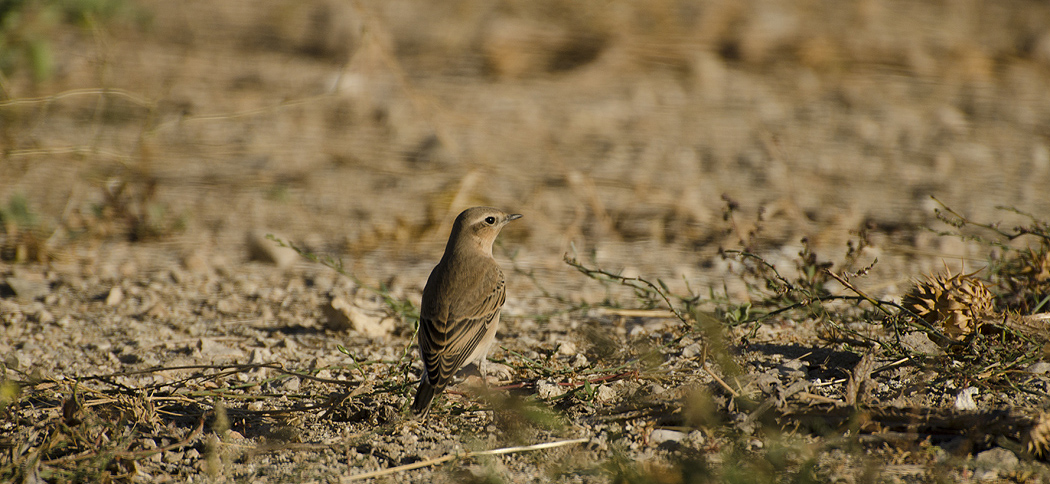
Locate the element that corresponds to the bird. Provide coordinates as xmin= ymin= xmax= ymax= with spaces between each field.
xmin=412 ymin=207 xmax=522 ymax=417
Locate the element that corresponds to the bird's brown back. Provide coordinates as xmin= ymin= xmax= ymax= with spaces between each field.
xmin=419 ymin=251 xmax=506 ymax=389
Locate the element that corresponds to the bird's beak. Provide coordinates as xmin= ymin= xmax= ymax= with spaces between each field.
xmin=506 ymin=213 xmax=523 ymax=222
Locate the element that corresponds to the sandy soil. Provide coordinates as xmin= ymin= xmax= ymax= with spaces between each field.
xmin=2 ymin=1 xmax=1050 ymax=482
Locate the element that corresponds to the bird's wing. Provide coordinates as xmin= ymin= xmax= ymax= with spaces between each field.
xmin=419 ymin=266 xmax=505 ymax=390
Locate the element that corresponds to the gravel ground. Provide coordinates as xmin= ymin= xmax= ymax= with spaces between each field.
xmin=3 ymin=1 xmax=1050 ymax=482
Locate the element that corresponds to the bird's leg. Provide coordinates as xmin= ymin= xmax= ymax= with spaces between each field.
xmin=460 ymin=362 xmax=486 ymax=386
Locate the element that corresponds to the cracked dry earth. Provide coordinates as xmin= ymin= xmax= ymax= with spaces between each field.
xmin=3 ymin=0 xmax=1050 ymax=482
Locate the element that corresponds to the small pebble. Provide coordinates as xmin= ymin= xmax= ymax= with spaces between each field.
xmin=594 ymin=384 xmax=616 ymax=402
xmin=537 ymin=379 xmax=566 ymax=399
xmin=246 ymin=230 xmax=299 ymax=268
xmin=163 ymin=451 xmax=184 ymax=464
xmin=954 ymin=387 xmax=979 ymax=411
xmin=1026 ymin=362 xmax=1050 ymax=375
xmin=5 ymin=276 xmax=50 ymax=301
xmin=681 ymin=343 xmax=703 ymax=359
xmin=974 ymin=447 xmax=1018 ymax=479
xmin=650 ymin=429 xmax=686 ymax=445
xmin=105 ymin=286 xmax=123 ymax=306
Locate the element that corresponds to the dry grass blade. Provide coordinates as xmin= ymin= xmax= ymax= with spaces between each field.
xmin=0 ymin=88 xmax=154 ymax=108
xmin=700 ymin=343 xmax=738 ymax=398
xmin=343 ymin=437 xmax=589 ymax=481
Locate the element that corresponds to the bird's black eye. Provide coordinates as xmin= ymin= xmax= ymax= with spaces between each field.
xmin=484 ymin=216 xmax=496 ymax=225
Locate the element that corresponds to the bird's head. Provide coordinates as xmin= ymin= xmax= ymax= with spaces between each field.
xmin=449 ymin=207 xmax=522 ymax=257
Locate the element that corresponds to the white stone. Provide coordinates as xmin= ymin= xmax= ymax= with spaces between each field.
xmin=537 ymin=379 xmax=566 ymax=399
xmin=1026 ymin=362 xmax=1050 ymax=375
xmin=105 ymin=286 xmax=124 ymax=306
xmin=197 ymin=338 xmax=245 ymax=359
xmin=974 ymin=447 xmax=1018 ymax=476
xmin=246 ymin=230 xmax=299 ymax=268
xmin=594 ymin=384 xmax=617 ymax=402
xmin=650 ymin=429 xmax=686 ymax=445
xmin=954 ymin=387 xmax=979 ymax=411
xmin=681 ymin=343 xmax=703 ymax=358
xmin=323 ymin=296 xmax=394 ymax=337
xmin=686 ymin=430 xmax=706 ymax=447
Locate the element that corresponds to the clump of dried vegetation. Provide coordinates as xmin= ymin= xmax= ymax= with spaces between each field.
xmin=0 ymin=172 xmax=186 ymax=264
xmin=561 ymin=199 xmax=1050 ymax=482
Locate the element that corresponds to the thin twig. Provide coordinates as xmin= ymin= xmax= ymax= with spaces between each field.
xmin=932 ymin=196 xmax=1050 ymax=242
xmin=74 ymin=363 xmax=360 ymax=387
xmin=43 ymin=413 xmax=206 ymax=465
xmin=564 ymin=255 xmax=689 ymax=325
xmin=824 ymin=268 xmax=951 ymax=342
xmin=0 ymin=88 xmax=154 ymax=108
xmin=343 ymin=437 xmax=589 ymax=481
xmin=823 ymin=269 xmax=894 ymax=317
xmin=721 ymin=249 xmax=795 ymax=290
xmin=701 ymin=344 xmax=739 ymax=398
xmin=595 ymin=308 xmax=677 ymax=318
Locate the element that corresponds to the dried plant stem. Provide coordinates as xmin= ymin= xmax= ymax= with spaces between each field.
xmin=77 ymin=362 xmax=361 ymax=388
xmin=344 ymin=437 xmax=589 ymax=481
xmin=0 ymin=87 xmax=154 ymax=108
xmin=564 ymin=255 xmax=689 ymax=325
xmin=700 ymin=344 xmax=738 ymax=398
xmin=43 ymin=414 xmax=205 ymax=465
xmin=823 ymin=269 xmax=894 ymax=317
xmin=932 ymin=196 xmax=1050 ymax=242
xmin=823 ymin=268 xmax=950 ymax=342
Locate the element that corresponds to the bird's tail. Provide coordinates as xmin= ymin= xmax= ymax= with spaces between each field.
xmin=412 ymin=380 xmax=440 ymax=417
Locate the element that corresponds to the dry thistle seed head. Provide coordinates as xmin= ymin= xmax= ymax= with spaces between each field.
xmin=901 ymin=270 xmax=994 ymax=341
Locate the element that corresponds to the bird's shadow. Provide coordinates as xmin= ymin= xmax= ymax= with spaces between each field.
xmin=744 ymin=343 xmax=864 ymax=381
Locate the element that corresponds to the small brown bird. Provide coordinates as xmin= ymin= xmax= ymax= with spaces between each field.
xmin=412 ymin=207 xmax=522 ymax=417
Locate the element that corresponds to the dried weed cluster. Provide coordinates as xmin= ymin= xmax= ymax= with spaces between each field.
xmin=902 ymin=271 xmax=994 ymax=342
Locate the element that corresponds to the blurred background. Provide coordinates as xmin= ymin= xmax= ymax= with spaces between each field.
xmin=2 ymin=0 xmax=1050 ymax=299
